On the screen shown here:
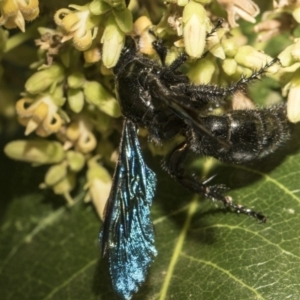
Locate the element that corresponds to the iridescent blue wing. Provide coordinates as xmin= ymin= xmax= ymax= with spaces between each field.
xmin=100 ymin=119 xmax=157 ymax=300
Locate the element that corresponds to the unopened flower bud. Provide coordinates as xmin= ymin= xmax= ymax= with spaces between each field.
xmin=287 ymin=88 xmax=300 ymax=123
xmin=222 ymin=58 xmax=238 ymax=76
xmin=4 ymin=140 xmax=65 ymax=165
xmin=101 ymin=15 xmax=125 ymax=68
xmin=66 ymin=151 xmax=85 ymax=172
xmin=85 ymin=158 xmax=112 ymax=220
xmin=221 ymin=38 xmax=238 ymax=58
xmin=234 ymin=46 xmax=279 ymax=73
xmin=67 ymin=88 xmax=84 ymax=113
xmin=68 ymin=72 xmax=85 ymax=89
xmin=25 ymin=64 xmax=64 ymax=94
xmin=45 ymin=163 xmax=68 ymax=186
xmin=84 ymin=81 xmax=121 ymax=117
xmin=277 ymin=44 xmax=294 ymax=67
xmin=206 ymin=28 xmax=227 ymax=59
xmin=287 ymin=71 xmax=300 ymax=123
xmin=183 ymin=2 xmax=209 ymax=58
xmin=187 ymin=57 xmax=216 ymax=84
xmin=236 ymin=65 xmax=252 ymax=78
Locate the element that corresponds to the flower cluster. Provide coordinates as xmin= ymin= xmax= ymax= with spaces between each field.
xmin=251 ymin=0 xmax=300 ymax=123
xmin=3 ymin=0 xmax=300 ymax=219
xmin=53 ymin=1 xmax=133 ymax=68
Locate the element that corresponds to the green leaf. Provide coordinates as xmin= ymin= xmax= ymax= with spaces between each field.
xmin=1 ymin=125 xmax=300 ymax=300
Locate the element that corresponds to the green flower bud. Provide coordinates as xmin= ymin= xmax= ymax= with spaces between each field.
xmin=234 ymin=46 xmax=278 ymax=73
xmin=68 ymin=72 xmax=85 ymax=89
xmin=52 ymin=84 xmax=66 ymax=106
xmin=89 ymin=0 xmax=111 ymax=15
xmin=221 ymin=38 xmax=238 ymax=58
xmin=45 ymin=163 xmax=68 ymax=186
xmin=67 ymin=88 xmax=84 ymax=113
xmin=84 ymin=81 xmax=121 ymax=117
xmin=222 ymin=58 xmax=238 ymax=76
xmin=4 ymin=140 xmax=65 ymax=165
xmin=278 ymin=44 xmax=294 ymax=67
xmin=206 ymin=28 xmax=226 ymax=59
xmin=113 ymin=8 xmax=133 ymax=33
xmin=187 ymin=57 xmax=215 ymax=84
xmin=66 ymin=151 xmax=85 ymax=172
xmin=287 ymin=70 xmax=300 ymax=123
xmin=53 ymin=172 xmax=76 ymax=202
xmin=165 ymin=48 xmax=181 ymax=67
xmin=86 ymin=158 xmax=112 ymax=220
xmin=183 ymin=2 xmax=208 ymax=58
xmin=87 ymin=158 xmax=111 ymax=182
xmin=101 ymin=15 xmax=125 ymax=68
xmin=25 ymin=64 xmax=65 ymax=94
xmin=209 ymin=43 xmax=225 ymax=59
xmin=287 ymin=86 xmax=300 ymax=123
xmin=236 ymin=65 xmax=252 ymax=78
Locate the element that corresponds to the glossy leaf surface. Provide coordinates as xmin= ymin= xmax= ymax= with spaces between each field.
xmin=1 ymin=126 xmax=300 ymax=299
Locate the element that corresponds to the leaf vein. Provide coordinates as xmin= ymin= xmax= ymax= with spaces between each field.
xmin=181 ymin=253 xmax=266 ymax=300
xmin=158 ymin=197 xmax=198 ymax=300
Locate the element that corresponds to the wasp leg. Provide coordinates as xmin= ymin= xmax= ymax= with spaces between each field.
xmin=206 ymin=18 xmax=224 ymax=38
xmin=162 ymin=142 xmax=267 ymax=222
xmin=187 ymin=58 xmax=280 ymax=102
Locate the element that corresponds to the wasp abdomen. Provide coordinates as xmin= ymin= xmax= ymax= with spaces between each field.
xmin=190 ymin=105 xmax=290 ymax=164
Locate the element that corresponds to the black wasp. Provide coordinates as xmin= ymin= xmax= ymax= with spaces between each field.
xmin=99 ymin=25 xmax=291 ymax=300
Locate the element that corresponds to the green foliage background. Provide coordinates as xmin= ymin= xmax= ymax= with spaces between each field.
xmin=1 ymin=124 xmax=300 ymax=299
